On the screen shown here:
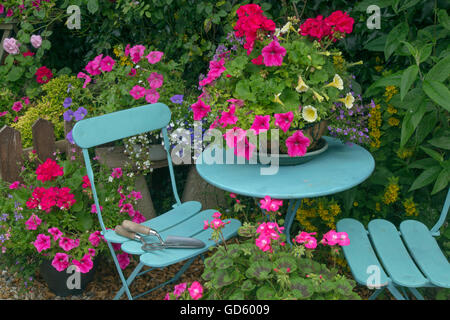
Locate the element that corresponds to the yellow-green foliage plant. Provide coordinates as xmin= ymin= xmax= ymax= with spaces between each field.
xmin=12 ymin=75 xmax=80 ymax=148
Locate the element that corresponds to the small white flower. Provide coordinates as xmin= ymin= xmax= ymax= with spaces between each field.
xmin=108 ymin=176 xmax=113 ymax=183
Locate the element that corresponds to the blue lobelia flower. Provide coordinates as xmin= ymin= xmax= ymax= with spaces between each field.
xmin=63 ymin=97 xmax=72 ymax=108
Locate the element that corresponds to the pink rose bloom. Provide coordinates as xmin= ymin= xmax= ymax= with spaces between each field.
xmin=88 ymin=231 xmax=102 ymax=247
xmin=100 ymin=55 xmax=115 ymax=72
xmin=147 ymin=72 xmax=164 ymax=89
xmin=285 ymin=130 xmax=310 ymax=157
xmin=129 ymin=85 xmax=146 ymax=100
xmin=77 ymin=72 xmax=91 ymax=88
xmin=261 ymin=40 xmax=286 ymax=66
xmin=3 ymin=38 xmax=20 ymax=55
xmin=12 ymin=101 xmax=23 ymax=112
xmin=117 ymin=252 xmax=130 ymax=270
xmin=59 ymin=237 xmax=80 ymax=252
xmin=250 ymin=115 xmax=270 ymax=135
xmin=145 ymin=89 xmax=160 ymax=104
xmin=173 ymin=282 xmax=187 ymax=297
xmin=188 ymin=281 xmax=203 ymax=300
xmin=9 ymin=181 xmax=20 ymax=189
xmin=72 ymin=254 xmax=94 ymax=273
xmin=25 ymin=214 xmax=42 ymax=230
xmin=218 ymin=104 xmax=238 ymax=128
xmin=191 ymin=99 xmax=211 ymax=121
xmin=129 ymin=45 xmax=146 ymax=64
xmin=34 ymin=234 xmax=51 ymax=253
xmin=274 ymin=111 xmax=294 ymax=133
xmin=48 ymin=227 xmax=63 ymax=241
xmin=111 ymin=167 xmax=122 ymax=179
xmin=85 ymin=54 xmax=103 ymax=76
xmin=146 ymin=51 xmax=164 ymax=64
xmin=30 ymin=35 xmax=42 ymax=49
xmin=51 ymin=253 xmax=69 ymax=271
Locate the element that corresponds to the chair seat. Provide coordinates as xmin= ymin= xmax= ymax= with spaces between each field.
xmin=336 ymin=218 xmax=390 ymax=287
xmin=400 ymin=220 xmax=450 ymax=288
xmin=368 ymin=219 xmax=429 ymax=288
xmin=103 ymin=201 xmax=202 ymax=244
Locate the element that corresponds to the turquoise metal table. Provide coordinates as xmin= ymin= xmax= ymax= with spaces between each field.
xmin=196 ymin=136 xmax=375 ymax=244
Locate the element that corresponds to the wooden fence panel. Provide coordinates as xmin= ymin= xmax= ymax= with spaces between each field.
xmin=32 ymin=118 xmax=56 ymax=162
xmin=0 ymin=125 xmax=23 ymax=183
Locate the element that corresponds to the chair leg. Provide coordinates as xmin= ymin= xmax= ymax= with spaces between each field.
xmin=408 ymin=288 xmax=425 ymax=300
xmin=368 ymin=287 xmax=385 ymax=300
xmin=399 ymin=287 xmax=410 ymax=300
xmin=387 ymin=284 xmax=407 ymax=300
xmin=114 ymin=261 xmax=145 ymax=300
xmin=106 ymin=241 xmax=135 ymax=300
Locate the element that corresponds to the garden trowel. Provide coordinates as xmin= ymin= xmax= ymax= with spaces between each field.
xmin=115 ymin=220 xmax=206 ymax=251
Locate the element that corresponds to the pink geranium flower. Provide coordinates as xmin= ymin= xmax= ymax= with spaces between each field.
xmin=188 ymin=281 xmax=203 ymax=300
xmin=48 ymin=227 xmax=63 ymax=241
xmin=146 ymin=51 xmax=164 ymax=64
xmin=274 ymin=111 xmax=294 ymax=133
xmin=285 ymin=130 xmax=310 ymax=157
xmin=255 ymin=234 xmax=272 ymax=252
xmin=304 ymin=236 xmax=317 ymax=249
xmin=9 ymin=181 xmax=20 ymax=190
xmin=25 ymin=214 xmax=42 ymax=230
xmin=111 ymin=167 xmax=122 ymax=179
xmin=218 ymin=104 xmax=238 ymax=128
xmin=100 ymin=55 xmax=115 ymax=72
xmin=145 ymin=89 xmax=160 ymax=104
xmin=321 ymin=230 xmax=340 ymax=246
xmin=129 ymin=45 xmax=146 ymax=64
xmin=129 ymin=85 xmax=146 ymax=100
xmin=147 ymin=72 xmax=164 ymax=89
xmin=259 ymin=196 xmax=283 ymax=212
xmin=337 ymin=231 xmax=350 ymax=246
xmin=117 ymin=252 xmax=130 ymax=269
xmin=191 ymin=99 xmax=211 ymax=121
xmin=210 ymin=218 xmax=225 ymax=230
xmin=261 ymin=40 xmax=286 ymax=67
xmin=72 ymin=254 xmax=94 ymax=273
xmin=250 ymin=115 xmax=270 ymax=135
xmin=34 ymin=234 xmax=51 ymax=253
xmin=77 ymin=72 xmax=91 ymax=88
xmin=51 ymin=253 xmax=69 ymax=271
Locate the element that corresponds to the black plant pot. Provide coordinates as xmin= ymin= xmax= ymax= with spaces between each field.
xmin=39 ymin=259 xmax=96 ymax=297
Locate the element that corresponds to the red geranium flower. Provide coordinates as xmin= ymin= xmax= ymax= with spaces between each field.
xmin=36 ymin=158 xmax=64 ymax=182
xmin=35 ymin=66 xmax=53 ymax=84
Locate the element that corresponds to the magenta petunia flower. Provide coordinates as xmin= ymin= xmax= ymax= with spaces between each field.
xmin=223 ymin=127 xmax=247 ymax=149
xmin=25 ymin=214 xmax=42 ymax=230
xmin=100 ymin=55 xmax=115 ymax=72
xmin=51 ymin=253 xmax=69 ymax=271
xmin=146 ymin=51 xmax=164 ymax=64
xmin=188 ymin=281 xmax=203 ymax=300
xmin=58 ymin=237 xmax=80 ymax=252
xmin=147 ymin=72 xmax=164 ymax=89
xmin=173 ymin=283 xmax=187 ymax=297
xmin=191 ymin=99 xmax=211 ymax=121
xmin=274 ymin=111 xmax=294 ymax=133
xmin=9 ymin=181 xmax=20 ymax=190
xmin=117 ymin=252 xmax=130 ymax=270
xmin=129 ymin=45 xmax=146 ymax=64
xmin=12 ymin=101 xmax=23 ymax=112
xmin=72 ymin=254 xmax=94 ymax=273
xmin=34 ymin=234 xmax=51 ymax=253
xmin=218 ymin=104 xmax=238 ymax=128
xmin=77 ymin=72 xmax=91 ymax=88
xmin=85 ymin=54 xmax=103 ymax=76
xmin=261 ymin=40 xmax=286 ymax=67
xmin=129 ymin=85 xmax=146 ymax=100
xmin=285 ymin=130 xmax=310 ymax=157
xmin=48 ymin=227 xmax=63 ymax=241
xmin=111 ymin=167 xmax=123 ymax=179
xmin=88 ymin=231 xmax=102 ymax=247
xmin=250 ymin=115 xmax=270 ymax=135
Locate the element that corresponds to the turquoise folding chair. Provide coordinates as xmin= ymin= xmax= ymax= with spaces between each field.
xmin=72 ymin=103 xmax=241 ymax=300
xmin=337 ymin=188 xmax=450 ymax=300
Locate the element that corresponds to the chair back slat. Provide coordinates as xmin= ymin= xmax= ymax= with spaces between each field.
xmin=72 ymin=103 xmax=171 ymax=149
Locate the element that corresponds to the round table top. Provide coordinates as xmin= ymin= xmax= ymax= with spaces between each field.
xmin=195 ymin=136 xmax=375 ymax=200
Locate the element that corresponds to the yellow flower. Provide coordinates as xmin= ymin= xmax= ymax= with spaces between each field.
xmin=374 ymin=65 xmax=383 ymax=72
xmin=387 ymin=105 xmax=397 ymax=114
xmin=384 ymin=86 xmax=398 ymax=102
xmin=388 ymin=117 xmax=400 ymax=126
xmin=338 ymin=93 xmax=355 ymax=109
xmin=295 ymin=75 xmax=309 ymax=93
xmin=325 ymin=74 xmax=344 ymax=90
xmin=397 ymin=148 xmax=414 ymax=159
xmin=312 ymin=89 xmax=324 ymax=103
xmin=302 ymin=105 xmax=318 ymax=123
xmin=383 ymin=178 xmax=400 ymax=205
xmin=273 ymin=93 xmax=284 ymax=106
xmin=375 ymin=202 xmax=381 ymax=212
xmin=403 ymin=198 xmax=418 ymax=217
xmin=353 ymin=201 xmax=358 ymax=207
xmin=368 ymin=103 xmax=382 ymax=149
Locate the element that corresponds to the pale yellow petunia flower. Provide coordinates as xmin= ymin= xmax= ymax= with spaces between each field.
xmin=338 ymin=93 xmax=355 ymax=109
xmin=295 ymin=75 xmax=309 ymax=93
xmin=302 ymin=105 xmax=318 ymax=123
xmin=325 ymin=74 xmax=344 ymax=90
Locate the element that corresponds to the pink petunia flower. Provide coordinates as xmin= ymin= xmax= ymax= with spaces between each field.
xmin=91 ymin=204 xmax=103 ymax=214
xmin=191 ymin=99 xmax=211 ymax=121
xmin=34 ymin=234 xmax=51 ymax=253
xmin=117 ymin=252 xmax=130 ymax=269
xmin=188 ymin=281 xmax=203 ymax=300
xmin=261 ymin=40 xmax=286 ymax=67
xmin=147 ymin=72 xmax=164 ymax=89
xmin=100 ymin=55 xmax=115 ymax=72
xmin=25 ymin=214 xmax=42 ymax=230
xmin=48 ymin=227 xmax=63 ymax=241
xmin=250 ymin=115 xmax=270 ymax=135
xmin=51 ymin=253 xmax=70 ymax=271
xmin=59 ymin=237 xmax=80 ymax=252
xmin=285 ymin=130 xmax=310 ymax=157
xmin=9 ymin=181 xmax=20 ymax=190
xmin=274 ymin=111 xmax=294 ymax=133
xmin=129 ymin=85 xmax=146 ymax=100
xmin=146 ymin=51 xmax=164 ymax=64
xmin=111 ymin=167 xmax=122 ymax=179
xmin=145 ymin=88 xmax=160 ymax=104
xmin=218 ymin=104 xmax=238 ymax=128
xmin=88 ymin=248 xmax=96 ymax=257
xmin=72 ymin=254 xmax=94 ymax=273
xmin=12 ymin=101 xmax=23 ymax=112
xmin=77 ymin=72 xmax=92 ymax=88
xmin=129 ymin=45 xmax=146 ymax=64
xmin=224 ymin=127 xmax=247 ymax=149
xmin=85 ymin=54 xmax=103 ymax=76
xmin=88 ymin=231 xmax=102 ymax=247
xmin=173 ymin=282 xmax=187 ymax=297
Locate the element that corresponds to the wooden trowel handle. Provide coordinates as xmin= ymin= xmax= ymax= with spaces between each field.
xmin=122 ymin=220 xmax=152 ymax=235
xmin=115 ymin=225 xmax=137 ymax=240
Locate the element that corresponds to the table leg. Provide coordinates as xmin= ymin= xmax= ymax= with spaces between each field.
xmin=285 ymin=199 xmax=302 ymax=246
